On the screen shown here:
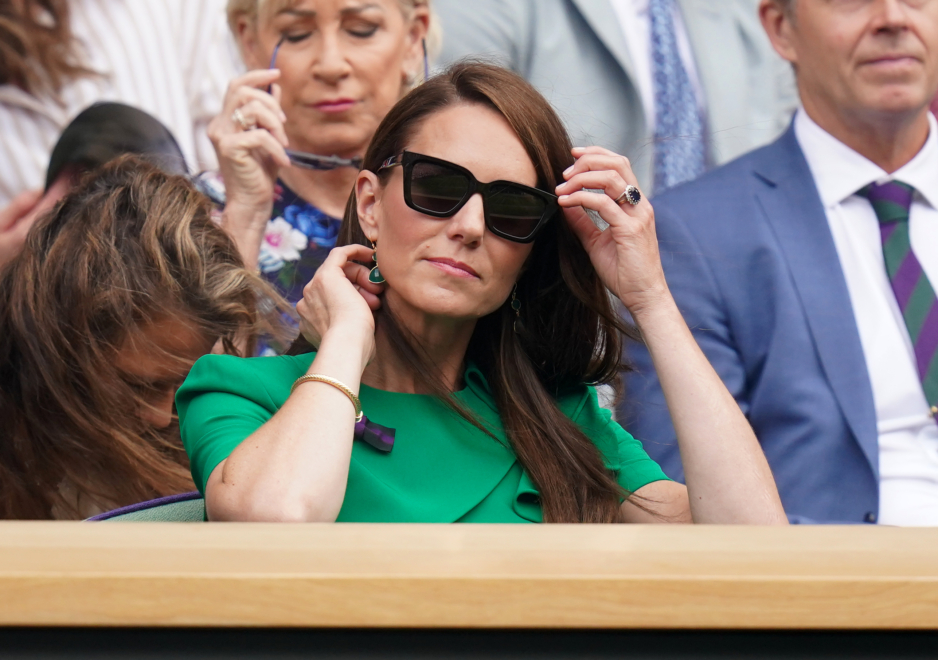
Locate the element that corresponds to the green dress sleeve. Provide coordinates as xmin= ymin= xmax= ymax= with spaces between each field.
xmin=175 ymin=353 xmax=312 ymax=493
xmin=562 ymin=386 xmax=670 ymax=494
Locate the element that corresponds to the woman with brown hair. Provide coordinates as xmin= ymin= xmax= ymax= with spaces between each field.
xmin=0 ymin=156 xmax=286 ymax=520
xmin=177 ymin=62 xmax=787 ymax=524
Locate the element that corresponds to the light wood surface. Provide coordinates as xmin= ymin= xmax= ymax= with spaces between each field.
xmin=2 ymin=523 xmax=937 ymax=629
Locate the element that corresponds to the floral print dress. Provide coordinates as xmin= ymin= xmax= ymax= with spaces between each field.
xmin=195 ymin=171 xmax=342 ymax=355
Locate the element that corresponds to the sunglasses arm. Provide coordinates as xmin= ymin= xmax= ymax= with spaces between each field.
xmin=378 ymin=154 xmax=404 ymax=172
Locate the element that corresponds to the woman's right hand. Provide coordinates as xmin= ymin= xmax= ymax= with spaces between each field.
xmin=207 ymin=243 xmax=385 ymax=523
xmin=296 ymin=244 xmax=386 ymax=367
xmin=208 ymin=69 xmax=292 ymax=266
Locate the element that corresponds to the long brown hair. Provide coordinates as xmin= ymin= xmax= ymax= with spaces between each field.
xmin=0 ymin=156 xmax=289 ymax=519
xmin=340 ymin=62 xmax=641 ymax=523
xmin=0 ymin=0 xmax=95 ymax=97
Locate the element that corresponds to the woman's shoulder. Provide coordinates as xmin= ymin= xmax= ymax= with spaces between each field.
xmin=554 ymin=384 xmax=640 ymax=466
xmin=551 ymin=383 xmax=668 ymax=492
xmin=553 ymin=383 xmax=596 ymax=420
xmin=179 ymin=352 xmax=316 ymax=402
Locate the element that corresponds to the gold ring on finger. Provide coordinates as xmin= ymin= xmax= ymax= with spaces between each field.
xmin=231 ymin=108 xmax=256 ymax=131
xmin=614 ymin=185 xmax=642 ymax=206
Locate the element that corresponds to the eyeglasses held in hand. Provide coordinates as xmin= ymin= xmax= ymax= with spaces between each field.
xmin=378 ymin=151 xmax=558 ymax=243
xmin=286 ymin=151 xmax=363 ymax=171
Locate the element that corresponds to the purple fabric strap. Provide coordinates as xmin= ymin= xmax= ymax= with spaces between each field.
xmin=355 ymin=414 xmax=396 ymax=452
xmin=86 ymin=491 xmax=202 ymax=521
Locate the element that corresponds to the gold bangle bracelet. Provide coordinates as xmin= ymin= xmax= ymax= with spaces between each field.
xmin=291 ymin=374 xmax=363 ymax=422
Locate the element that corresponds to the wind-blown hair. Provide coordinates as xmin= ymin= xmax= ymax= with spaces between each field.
xmin=340 ymin=61 xmax=641 ymax=523
xmin=0 ymin=156 xmax=288 ymax=519
xmin=0 ymin=0 xmax=95 ymax=97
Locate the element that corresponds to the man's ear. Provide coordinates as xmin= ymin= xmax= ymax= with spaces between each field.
xmin=356 ymin=171 xmax=381 ymax=242
xmin=759 ymin=0 xmax=798 ymax=67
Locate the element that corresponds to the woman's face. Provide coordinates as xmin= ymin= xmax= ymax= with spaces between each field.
xmin=357 ymin=103 xmax=538 ymax=323
xmin=242 ymin=0 xmax=428 ymax=157
xmin=114 ymin=317 xmax=216 ymax=430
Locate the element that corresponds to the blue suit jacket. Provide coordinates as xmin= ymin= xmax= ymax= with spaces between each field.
xmin=618 ymin=125 xmax=880 ymax=524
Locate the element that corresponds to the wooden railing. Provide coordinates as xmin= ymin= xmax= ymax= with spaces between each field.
xmin=2 ymin=523 xmax=937 ymax=629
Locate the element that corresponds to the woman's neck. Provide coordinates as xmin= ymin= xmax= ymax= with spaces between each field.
xmin=278 ymin=166 xmax=358 ymax=219
xmin=362 ymin=310 xmax=478 ymax=394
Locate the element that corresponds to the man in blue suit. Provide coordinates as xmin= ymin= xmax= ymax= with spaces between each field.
xmin=620 ymin=0 xmax=938 ymax=524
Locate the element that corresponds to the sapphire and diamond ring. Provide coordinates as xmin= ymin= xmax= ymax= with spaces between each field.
xmin=614 ymin=185 xmax=642 ymax=207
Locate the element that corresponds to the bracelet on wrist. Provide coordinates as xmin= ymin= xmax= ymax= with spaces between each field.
xmin=291 ymin=373 xmax=363 ymax=422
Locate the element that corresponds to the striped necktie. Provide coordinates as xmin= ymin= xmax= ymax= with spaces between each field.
xmin=860 ymin=181 xmax=938 ymax=417
xmin=649 ymin=0 xmax=706 ymax=193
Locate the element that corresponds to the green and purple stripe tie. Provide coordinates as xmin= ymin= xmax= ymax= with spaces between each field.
xmin=860 ymin=181 xmax=938 ymax=417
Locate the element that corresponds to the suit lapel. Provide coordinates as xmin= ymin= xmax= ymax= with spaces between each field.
xmin=568 ymin=0 xmax=637 ymax=83
xmin=753 ymin=126 xmax=879 ymax=478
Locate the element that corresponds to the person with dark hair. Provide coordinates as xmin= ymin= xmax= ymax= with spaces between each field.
xmin=0 ymin=101 xmax=191 ymax=269
xmin=43 ymin=102 xmax=189 ymax=190
xmin=177 ymin=62 xmax=786 ymax=524
xmin=0 ymin=156 xmax=288 ymax=520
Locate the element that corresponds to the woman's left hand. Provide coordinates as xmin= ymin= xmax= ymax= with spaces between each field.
xmin=555 ymin=146 xmax=669 ymax=318
xmin=558 ymin=149 xmax=786 ymax=526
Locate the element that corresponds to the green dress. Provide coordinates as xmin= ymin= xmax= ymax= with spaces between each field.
xmin=176 ymin=353 xmax=668 ymax=523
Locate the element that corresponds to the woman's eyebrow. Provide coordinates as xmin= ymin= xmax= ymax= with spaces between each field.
xmin=341 ymin=3 xmax=383 ymax=16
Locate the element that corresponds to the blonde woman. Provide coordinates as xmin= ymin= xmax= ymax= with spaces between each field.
xmin=204 ymin=0 xmax=433 ymax=348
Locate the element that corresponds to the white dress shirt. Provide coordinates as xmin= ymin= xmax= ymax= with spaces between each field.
xmin=0 ymin=0 xmax=242 ymax=207
xmin=795 ymin=109 xmax=938 ymax=526
xmin=609 ymin=0 xmax=705 ymax=132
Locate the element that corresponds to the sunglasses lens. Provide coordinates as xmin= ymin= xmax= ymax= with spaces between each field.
xmin=485 ymin=183 xmax=548 ymax=240
xmin=410 ymin=161 xmax=470 ymax=215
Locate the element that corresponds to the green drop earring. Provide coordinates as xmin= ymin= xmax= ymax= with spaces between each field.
xmin=368 ymin=242 xmax=386 ymax=284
